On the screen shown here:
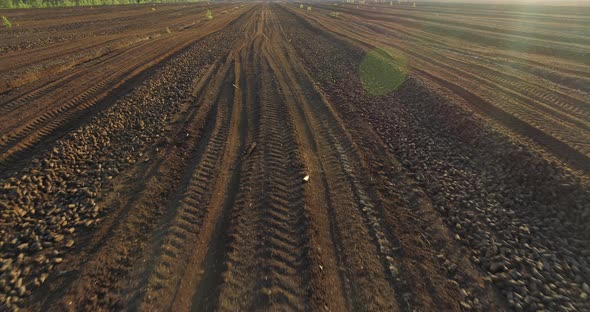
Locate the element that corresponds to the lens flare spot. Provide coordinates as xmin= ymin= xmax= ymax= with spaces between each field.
xmin=359 ymin=47 xmax=407 ymax=96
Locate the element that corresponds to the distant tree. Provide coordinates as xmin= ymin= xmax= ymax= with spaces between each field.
xmin=43 ymin=0 xmax=60 ymax=7
xmin=15 ymin=0 xmax=28 ymax=8
xmin=0 ymin=0 xmax=14 ymax=8
xmin=29 ymin=0 xmax=43 ymax=7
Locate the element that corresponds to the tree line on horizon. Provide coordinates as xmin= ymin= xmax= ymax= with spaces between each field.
xmin=0 ymin=0 xmax=198 ymax=9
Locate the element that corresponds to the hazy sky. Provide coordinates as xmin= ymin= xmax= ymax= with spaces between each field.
xmin=423 ymin=0 xmax=590 ymax=3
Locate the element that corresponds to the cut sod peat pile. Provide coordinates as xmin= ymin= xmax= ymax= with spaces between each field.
xmin=0 ymin=15 xmax=246 ymax=309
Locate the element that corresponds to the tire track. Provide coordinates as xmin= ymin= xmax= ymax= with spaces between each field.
xmin=0 ymin=39 xmax=119 ymax=76
xmin=210 ymin=8 xmax=312 ymax=310
xmin=132 ymin=7 xmax=302 ymax=311
xmin=213 ymin=41 xmax=265 ymax=311
xmin=0 ymin=5 xmax=223 ymax=78
xmin=137 ymin=53 xmax=241 ymax=311
xmin=283 ymin=5 xmax=590 ymax=173
xmin=0 ymin=7 xmax=250 ymax=172
xmin=17 ymin=10 xmax=255 ymax=310
xmin=255 ymin=60 xmax=309 ymax=310
xmin=263 ymin=5 xmax=411 ymax=310
xmin=145 ymin=62 xmax=232 ymax=295
xmin=0 ymin=36 xmax=155 ymax=114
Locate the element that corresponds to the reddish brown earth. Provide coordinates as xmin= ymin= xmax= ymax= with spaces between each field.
xmin=0 ymin=2 xmax=589 ymax=311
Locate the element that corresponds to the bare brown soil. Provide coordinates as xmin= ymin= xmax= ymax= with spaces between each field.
xmin=0 ymin=2 xmax=589 ymax=311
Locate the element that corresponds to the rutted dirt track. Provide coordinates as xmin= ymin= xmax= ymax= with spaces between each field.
xmin=1 ymin=2 xmax=589 ymax=311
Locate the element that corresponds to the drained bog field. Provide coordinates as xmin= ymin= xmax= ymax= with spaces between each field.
xmin=1 ymin=2 xmax=589 ymax=311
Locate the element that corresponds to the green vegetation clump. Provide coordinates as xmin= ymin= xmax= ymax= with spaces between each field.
xmin=329 ymin=11 xmax=340 ymax=18
xmin=205 ymin=9 xmax=213 ymax=20
xmin=307 ymin=6 xmax=311 ymax=11
xmin=0 ymin=0 xmax=13 ymax=8
xmin=2 ymin=16 xmax=12 ymax=29
xmin=299 ymin=4 xmax=303 ymax=9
